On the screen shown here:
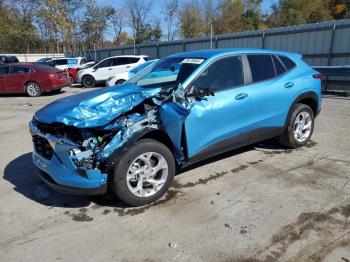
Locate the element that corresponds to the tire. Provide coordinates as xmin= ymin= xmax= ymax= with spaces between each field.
xmin=280 ymin=103 xmax=314 ymax=148
xmin=25 ymin=82 xmax=42 ymax=97
xmin=110 ymin=139 xmax=175 ymax=207
xmin=115 ymin=79 xmax=126 ymax=85
xmin=82 ymin=75 xmax=95 ymax=88
xmin=69 ymin=76 xmax=74 ymax=84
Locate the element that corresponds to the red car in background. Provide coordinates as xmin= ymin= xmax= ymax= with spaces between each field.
xmin=0 ymin=63 xmax=71 ymax=97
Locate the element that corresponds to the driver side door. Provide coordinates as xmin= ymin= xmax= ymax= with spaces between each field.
xmin=185 ymin=55 xmax=254 ymax=161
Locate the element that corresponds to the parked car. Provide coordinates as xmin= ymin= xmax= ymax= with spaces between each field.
xmin=77 ymin=55 xmax=149 ymax=88
xmin=29 ymin=49 xmax=322 ymax=206
xmin=68 ymin=61 xmax=98 ymax=83
xmin=40 ymin=57 xmax=87 ymax=70
xmin=0 ymin=63 xmax=71 ymax=97
xmin=36 ymin=57 xmax=53 ymax=63
xmin=106 ymin=59 xmax=158 ymax=87
xmin=0 ymin=55 xmax=19 ymax=64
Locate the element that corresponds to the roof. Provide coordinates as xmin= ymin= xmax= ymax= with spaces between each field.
xmin=0 ymin=63 xmax=34 ymax=67
xmin=168 ymin=48 xmax=299 ymax=59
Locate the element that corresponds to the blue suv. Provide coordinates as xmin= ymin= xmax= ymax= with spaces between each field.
xmin=29 ymin=49 xmax=322 ymax=206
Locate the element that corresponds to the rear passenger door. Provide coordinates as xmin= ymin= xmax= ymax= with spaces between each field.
xmin=245 ymin=54 xmax=297 ymax=142
xmin=0 ymin=66 xmax=9 ymax=93
xmin=116 ymin=57 xmax=140 ymax=74
xmin=6 ymin=66 xmax=31 ymax=93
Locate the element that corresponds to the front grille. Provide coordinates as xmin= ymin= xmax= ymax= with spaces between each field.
xmin=32 ymin=135 xmax=53 ymax=160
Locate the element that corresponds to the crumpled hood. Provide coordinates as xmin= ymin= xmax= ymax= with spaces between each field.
xmin=34 ymin=84 xmax=161 ymax=128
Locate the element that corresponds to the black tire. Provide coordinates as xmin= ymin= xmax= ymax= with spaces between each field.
xmin=110 ymin=139 xmax=175 ymax=207
xmin=115 ymin=79 xmax=126 ymax=85
xmin=280 ymin=103 xmax=314 ymax=148
xmin=82 ymin=75 xmax=96 ymax=88
xmin=69 ymin=76 xmax=74 ymax=84
xmin=25 ymin=82 xmax=42 ymax=97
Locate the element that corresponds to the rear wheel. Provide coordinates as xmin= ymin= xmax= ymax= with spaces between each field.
xmin=280 ymin=103 xmax=314 ymax=148
xmin=82 ymin=75 xmax=95 ymax=88
xmin=115 ymin=79 xmax=126 ymax=85
xmin=111 ymin=139 xmax=175 ymax=206
xmin=69 ymin=75 xmax=74 ymax=84
xmin=25 ymin=82 xmax=42 ymax=97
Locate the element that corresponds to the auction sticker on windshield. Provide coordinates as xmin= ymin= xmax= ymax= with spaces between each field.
xmin=181 ymin=58 xmax=205 ymax=64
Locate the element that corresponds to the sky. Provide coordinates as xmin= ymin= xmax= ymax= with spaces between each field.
xmin=97 ymin=0 xmax=276 ymax=40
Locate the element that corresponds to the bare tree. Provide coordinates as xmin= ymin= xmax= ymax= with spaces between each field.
xmin=124 ymin=0 xmax=153 ymax=44
xmin=164 ymin=0 xmax=179 ymax=41
xmin=111 ymin=8 xmax=127 ymax=46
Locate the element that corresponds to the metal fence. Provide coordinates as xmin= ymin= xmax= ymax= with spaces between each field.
xmin=83 ymin=19 xmax=350 ymax=92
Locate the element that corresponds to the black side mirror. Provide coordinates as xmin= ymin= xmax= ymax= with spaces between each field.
xmin=187 ymin=85 xmax=214 ymax=101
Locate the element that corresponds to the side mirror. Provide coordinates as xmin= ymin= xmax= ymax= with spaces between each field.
xmin=187 ymin=85 xmax=214 ymax=101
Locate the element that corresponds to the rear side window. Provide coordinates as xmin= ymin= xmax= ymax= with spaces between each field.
xmin=247 ymin=55 xmax=275 ymax=82
xmin=98 ymin=58 xmax=116 ymax=68
xmin=278 ymin=56 xmax=296 ymax=70
xmin=0 ymin=66 xmax=9 ymax=75
xmin=11 ymin=66 xmax=31 ymax=74
xmin=117 ymin=57 xmax=139 ymax=65
xmin=55 ymin=59 xmax=68 ymax=65
xmin=272 ymin=56 xmax=286 ymax=76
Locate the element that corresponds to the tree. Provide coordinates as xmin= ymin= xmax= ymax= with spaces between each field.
xmin=215 ymin=0 xmax=247 ymax=34
xmin=124 ymin=0 xmax=153 ymax=44
xmin=164 ymin=0 xmax=179 ymax=41
xmin=111 ymin=7 xmax=127 ymax=46
xmin=179 ymin=1 xmax=205 ymax=38
xmin=267 ymin=0 xmax=332 ymax=27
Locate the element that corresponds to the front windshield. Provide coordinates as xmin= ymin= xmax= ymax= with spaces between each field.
xmin=127 ymin=57 xmax=206 ymax=88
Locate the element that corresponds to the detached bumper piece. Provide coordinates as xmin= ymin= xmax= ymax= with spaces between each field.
xmin=36 ymin=168 xmax=107 ymax=195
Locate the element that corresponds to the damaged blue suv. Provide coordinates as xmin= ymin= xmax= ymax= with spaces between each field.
xmin=29 ymin=49 xmax=322 ymax=206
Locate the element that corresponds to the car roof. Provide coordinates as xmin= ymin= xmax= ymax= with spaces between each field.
xmin=106 ymin=55 xmax=149 ymax=59
xmin=168 ymin=48 xmax=300 ymax=59
xmin=0 ymin=63 xmax=33 ymax=67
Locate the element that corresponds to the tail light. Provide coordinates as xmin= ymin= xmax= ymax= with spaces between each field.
xmin=313 ymin=73 xmax=326 ymax=90
xmin=49 ymin=73 xmax=55 ymax=78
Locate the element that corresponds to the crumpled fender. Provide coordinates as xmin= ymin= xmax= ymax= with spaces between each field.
xmin=34 ymin=84 xmax=161 ymax=128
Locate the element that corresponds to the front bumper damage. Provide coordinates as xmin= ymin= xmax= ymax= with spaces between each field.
xmin=29 ymin=121 xmax=108 ymax=195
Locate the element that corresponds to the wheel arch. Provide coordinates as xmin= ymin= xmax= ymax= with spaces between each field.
xmin=284 ymin=91 xmax=318 ymax=130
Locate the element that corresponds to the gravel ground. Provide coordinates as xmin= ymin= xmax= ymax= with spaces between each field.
xmin=0 ymin=87 xmax=349 ymax=262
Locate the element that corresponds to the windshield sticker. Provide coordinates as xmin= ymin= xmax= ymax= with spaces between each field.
xmin=181 ymin=58 xmax=204 ymax=64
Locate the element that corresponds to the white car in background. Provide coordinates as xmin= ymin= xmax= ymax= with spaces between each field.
xmin=77 ymin=55 xmax=149 ymax=88
xmin=45 ymin=57 xmax=87 ymax=70
xmin=106 ymin=59 xmax=158 ymax=87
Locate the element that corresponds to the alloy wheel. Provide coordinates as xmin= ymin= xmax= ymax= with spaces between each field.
xmin=126 ymin=152 xmax=169 ymax=197
xmin=293 ymin=111 xmax=312 ymax=143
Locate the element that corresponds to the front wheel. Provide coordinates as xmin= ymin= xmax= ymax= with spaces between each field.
xmin=82 ymin=75 xmax=95 ymax=88
xmin=111 ymin=139 xmax=175 ymax=206
xmin=280 ymin=103 xmax=314 ymax=148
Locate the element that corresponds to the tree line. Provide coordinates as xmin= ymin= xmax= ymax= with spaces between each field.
xmin=1 ymin=0 xmax=350 ymax=55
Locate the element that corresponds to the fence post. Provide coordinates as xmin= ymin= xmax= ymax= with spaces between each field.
xmin=122 ymin=46 xmax=124 ymax=55
xmin=137 ymin=45 xmax=140 ymax=55
xmin=156 ymin=43 xmax=159 ymax=58
xmin=327 ymin=22 xmax=336 ymax=66
xmin=182 ymin=41 xmax=186 ymax=52
xmin=215 ymin=36 xmax=218 ymax=49
xmin=261 ymin=31 xmax=265 ymax=49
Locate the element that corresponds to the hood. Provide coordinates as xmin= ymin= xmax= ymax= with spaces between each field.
xmin=34 ymin=84 xmax=161 ymax=128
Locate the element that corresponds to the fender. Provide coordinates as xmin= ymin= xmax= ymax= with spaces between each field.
xmin=283 ymin=91 xmax=319 ymax=131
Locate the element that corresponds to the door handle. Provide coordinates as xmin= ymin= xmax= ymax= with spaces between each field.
xmin=126 ymin=66 xmax=131 ymax=68
xmin=284 ymin=82 xmax=294 ymax=88
xmin=235 ymin=93 xmax=248 ymax=100
xmin=108 ymin=68 xmax=112 ymax=70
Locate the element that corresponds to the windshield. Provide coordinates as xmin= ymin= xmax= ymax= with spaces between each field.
xmin=130 ymin=60 xmax=156 ymax=74
xmin=127 ymin=57 xmax=205 ymax=88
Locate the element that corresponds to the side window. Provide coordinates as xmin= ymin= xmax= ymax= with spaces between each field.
xmin=273 ymin=55 xmax=286 ymax=76
xmin=194 ymin=56 xmax=244 ymax=91
xmin=278 ymin=56 xmax=296 ymax=70
xmin=129 ymin=57 xmax=140 ymax=63
xmin=0 ymin=66 xmax=9 ymax=75
xmin=116 ymin=57 xmax=132 ymax=65
xmin=247 ymin=55 xmax=275 ymax=82
xmin=55 ymin=59 xmax=68 ymax=65
xmin=11 ymin=66 xmax=31 ymax=74
xmin=98 ymin=58 xmax=116 ymax=68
